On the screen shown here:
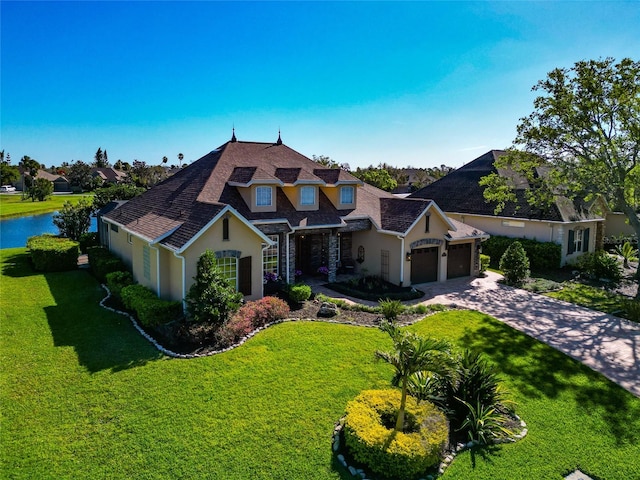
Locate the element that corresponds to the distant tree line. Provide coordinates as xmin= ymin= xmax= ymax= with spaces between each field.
xmin=312 ymin=154 xmax=454 ymax=193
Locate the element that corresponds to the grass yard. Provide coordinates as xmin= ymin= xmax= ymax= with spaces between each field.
xmin=546 ymin=282 xmax=633 ymax=317
xmin=0 ymin=194 xmax=93 ymax=219
xmin=1 ymin=247 xmax=639 ymax=480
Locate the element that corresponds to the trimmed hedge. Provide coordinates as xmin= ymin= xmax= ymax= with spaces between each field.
xmin=87 ymin=246 xmax=126 ymax=283
xmin=27 ymin=235 xmax=80 ymax=272
xmin=121 ymin=284 xmax=182 ymax=327
xmin=78 ymin=232 xmax=100 ymax=253
xmin=343 ymin=389 xmax=448 ymax=480
xmin=105 ymin=271 xmax=134 ymax=302
xmin=482 ymin=235 xmax=561 ymax=271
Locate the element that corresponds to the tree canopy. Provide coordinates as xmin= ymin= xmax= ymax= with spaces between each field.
xmin=480 ymin=57 xmax=640 ymax=288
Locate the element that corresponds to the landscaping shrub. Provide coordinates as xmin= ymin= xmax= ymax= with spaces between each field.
xmin=409 ymin=349 xmax=512 ymax=444
xmin=499 ymin=241 xmax=530 ymax=287
xmin=576 ymin=250 xmax=622 ymax=283
xmin=479 ymin=254 xmax=490 ymax=274
xmin=614 ymin=241 xmax=639 ymax=268
xmin=379 ymin=298 xmax=405 ymax=322
xmin=87 ymin=246 xmax=126 ymax=283
xmin=105 ymin=270 xmax=134 ymax=302
xmin=483 ymin=235 xmax=560 ymax=271
xmin=27 ymin=234 xmax=80 ymax=272
xmin=120 ymin=284 xmax=182 ymax=327
xmin=287 ymin=283 xmax=312 ymax=304
xmin=231 ymin=296 xmax=290 ymax=329
xmin=623 ymin=299 xmax=640 ymax=323
xmin=343 ymin=389 xmax=448 ymax=479
xmin=185 ymin=250 xmax=243 ymax=326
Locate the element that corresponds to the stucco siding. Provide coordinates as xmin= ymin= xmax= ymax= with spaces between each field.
xmin=446 ymin=213 xmax=558 ymax=243
xmin=182 ymin=214 xmax=265 ymax=301
xmin=108 ymin=225 xmax=133 ymax=269
xmin=404 ymin=211 xmax=450 ymax=284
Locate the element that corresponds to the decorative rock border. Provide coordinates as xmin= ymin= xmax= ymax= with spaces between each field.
xmin=331 ymin=414 xmax=528 ymax=480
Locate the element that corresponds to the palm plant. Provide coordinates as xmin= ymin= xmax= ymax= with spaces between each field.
xmin=614 ymin=241 xmax=639 ymax=269
xmin=375 ymin=321 xmax=454 ymax=432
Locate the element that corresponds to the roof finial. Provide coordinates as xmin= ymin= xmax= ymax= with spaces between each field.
xmin=231 ymin=126 xmax=237 ymax=143
xmin=276 ymin=129 xmax=282 ymax=145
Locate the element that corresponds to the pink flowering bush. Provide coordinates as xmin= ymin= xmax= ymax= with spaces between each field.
xmin=217 ymin=297 xmax=290 ymax=346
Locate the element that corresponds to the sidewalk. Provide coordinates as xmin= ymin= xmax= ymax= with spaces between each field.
xmin=316 ymin=272 xmax=640 ymax=398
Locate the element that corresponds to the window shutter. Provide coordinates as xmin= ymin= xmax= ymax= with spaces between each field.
xmin=567 ymin=230 xmax=575 ymax=254
xmin=583 ymin=228 xmax=590 ymax=253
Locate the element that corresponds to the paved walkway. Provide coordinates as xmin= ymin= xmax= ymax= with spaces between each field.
xmin=314 ymin=272 xmax=640 ymax=398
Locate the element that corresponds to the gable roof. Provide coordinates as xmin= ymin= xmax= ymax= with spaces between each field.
xmin=409 ymin=150 xmax=601 ymax=223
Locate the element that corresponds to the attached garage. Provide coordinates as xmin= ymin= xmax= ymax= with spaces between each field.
xmin=447 ymin=243 xmax=471 ymax=279
xmin=410 ymin=247 xmax=438 ymax=284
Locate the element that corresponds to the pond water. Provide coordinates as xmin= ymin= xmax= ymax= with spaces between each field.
xmin=0 ymin=212 xmax=97 ymax=249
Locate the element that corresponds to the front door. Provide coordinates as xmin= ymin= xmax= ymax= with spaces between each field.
xmin=296 ymin=235 xmax=312 ymax=277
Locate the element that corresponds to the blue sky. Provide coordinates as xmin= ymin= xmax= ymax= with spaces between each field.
xmin=1 ymin=1 xmax=639 ymax=170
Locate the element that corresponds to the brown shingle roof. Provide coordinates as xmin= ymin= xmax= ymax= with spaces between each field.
xmin=103 ymin=139 xmax=456 ymax=250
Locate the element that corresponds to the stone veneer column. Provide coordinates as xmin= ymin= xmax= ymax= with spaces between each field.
xmin=328 ymin=231 xmax=338 ymax=283
xmin=288 ymin=234 xmax=296 ymax=284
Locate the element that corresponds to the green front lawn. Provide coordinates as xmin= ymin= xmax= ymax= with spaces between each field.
xmin=1 ymin=248 xmax=639 ymax=479
xmin=0 ymin=193 xmax=93 ymax=219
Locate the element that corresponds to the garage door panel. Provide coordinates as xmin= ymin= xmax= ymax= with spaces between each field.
xmin=447 ymin=243 xmax=471 ymax=279
xmin=411 ymin=247 xmax=438 ymax=284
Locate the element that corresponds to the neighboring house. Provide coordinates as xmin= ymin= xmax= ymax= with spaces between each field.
xmin=15 ymin=169 xmax=71 ymax=192
xmin=101 ymin=133 xmax=487 ymax=303
xmin=92 ymin=167 xmax=128 ymax=185
xmin=410 ymin=150 xmax=605 ymax=266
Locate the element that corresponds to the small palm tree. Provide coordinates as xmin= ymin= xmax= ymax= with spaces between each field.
xmin=177 ymin=153 xmax=184 ymax=167
xmin=375 ymin=322 xmax=454 ymax=432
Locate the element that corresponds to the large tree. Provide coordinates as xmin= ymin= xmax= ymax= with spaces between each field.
xmin=480 ymin=58 xmax=640 ymax=294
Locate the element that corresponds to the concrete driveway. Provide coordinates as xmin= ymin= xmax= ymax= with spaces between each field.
xmin=414 ymin=272 xmax=640 ymax=398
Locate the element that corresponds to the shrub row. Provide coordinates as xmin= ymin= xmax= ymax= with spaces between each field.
xmin=343 ymin=389 xmax=448 ymax=479
xmin=105 ymin=271 xmax=134 ymax=302
xmin=121 ymin=284 xmax=182 ymax=327
xmin=218 ymin=296 xmax=290 ymax=345
xmin=27 ymin=234 xmax=79 ymax=272
xmin=482 ymin=235 xmax=561 ymax=271
xmin=87 ymin=246 xmax=126 ymax=283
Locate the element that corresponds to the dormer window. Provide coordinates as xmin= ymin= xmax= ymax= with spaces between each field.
xmin=340 ymin=186 xmax=354 ymax=204
xmin=300 ymin=186 xmax=315 ymax=206
xmin=256 ymin=186 xmax=272 ymax=207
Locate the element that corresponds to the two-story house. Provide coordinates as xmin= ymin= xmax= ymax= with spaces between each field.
xmin=101 ymin=132 xmax=487 ymax=302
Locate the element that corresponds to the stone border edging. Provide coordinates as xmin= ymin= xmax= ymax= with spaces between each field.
xmin=332 ymin=414 xmax=528 ymax=480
